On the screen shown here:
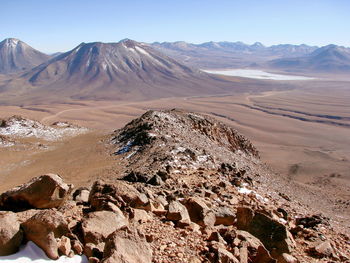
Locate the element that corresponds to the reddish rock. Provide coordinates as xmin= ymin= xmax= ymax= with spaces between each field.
xmin=215 ymin=206 xmax=235 ymax=226
xmin=101 ymin=229 xmax=152 ymax=263
xmin=217 ymin=247 xmax=239 ymax=263
xmin=236 ymin=230 xmax=276 ymax=263
xmin=73 ymin=187 xmax=90 ymax=203
xmin=309 ymin=240 xmax=334 ymax=258
xmin=58 ymin=236 xmax=71 ymax=256
xmin=0 ymin=174 xmax=72 ymax=211
xmin=130 ymin=208 xmax=152 ymax=223
xmin=72 ymin=240 xmax=84 ymax=255
xmin=166 ymin=200 xmax=190 ymax=224
xmin=21 ymin=209 xmax=69 ymax=259
xmin=82 ymin=210 xmax=128 ymax=244
xmin=89 ymin=180 xmax=149 ymax=211
xmin=277 ymin=253 xmax=299 ymax=263
xmin=0 ymin=211 xmax=23 ymax=256
xmin=237 ymin=207 xmax=294 ymax=256
xmin=184 ymin=197 xmax=215 ymax=227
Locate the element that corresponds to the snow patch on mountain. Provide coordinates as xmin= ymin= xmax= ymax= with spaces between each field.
xmin=0 ymin=116 xmax=88 ymax=141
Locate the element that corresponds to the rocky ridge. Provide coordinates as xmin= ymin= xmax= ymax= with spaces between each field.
xmin=0 ymin=110 xmax=349 ymax=262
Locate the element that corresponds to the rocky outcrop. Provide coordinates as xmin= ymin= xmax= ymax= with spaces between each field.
xmin=0 ymin=212 xmax=23 ymax=256
xmin=112 ymin=110 xmax=259 ymax=183
xmin=0 ymin=174 xmax=72 ymax=211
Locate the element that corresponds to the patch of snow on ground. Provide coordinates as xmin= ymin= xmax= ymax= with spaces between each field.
xmin=238 ymin=187 xmax=269 ymax=203
xmin=115 ymin=141 xmax=133 ymax=155
xmin=0 ymin=117 xmax=88 ymax=141
xmin=0 ymin=241 xmax=88 ymax=263
xmin=126 ymin=151 xmax=137 ymax=159
xmin=238 ymin=187 xmax=252 ymax=194
xmin=202 ymin=69 xmax=315 ymax=80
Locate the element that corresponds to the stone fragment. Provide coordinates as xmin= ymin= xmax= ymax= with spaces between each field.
xmin=72 ymin=240 xmax=83 ymax=255
xmin=277 ymin=253 xmax=299 ymax=263
xmin=130 ymin=208 xmax=152 ymax=223
xmin=58 ymin=236 xmax=71 ymax=256
xmin=236 ymin=230 xmax=276 ymax=263
xmin=73 ymin=187 xmax=90 ymax=203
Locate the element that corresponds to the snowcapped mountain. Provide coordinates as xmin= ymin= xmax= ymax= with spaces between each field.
xmin=0 ymin=38 xmax=50 ymax=74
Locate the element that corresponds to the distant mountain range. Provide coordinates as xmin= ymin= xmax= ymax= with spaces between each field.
xmin=0 ymin=39 xmax=231 ymax=103
xmin=0 ymin=37 xmax=349 ymax=104
xmin=150 ymin=41 xmax=319 ymax=68
xmin=0 ymin=38 xmax=50 ymax=74
xmin=268 ymin=44 xmax=350 ymax=72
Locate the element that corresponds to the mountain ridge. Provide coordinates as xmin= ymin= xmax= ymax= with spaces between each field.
xmin=269 ymin=44 xmax=350 ymax=72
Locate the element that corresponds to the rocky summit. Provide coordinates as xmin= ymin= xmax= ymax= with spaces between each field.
xmin=0 ymin=109 xmax=349 ymax=262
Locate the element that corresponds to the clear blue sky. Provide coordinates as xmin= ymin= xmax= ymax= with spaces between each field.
xmin=1 ymin=0 xmax=349 ymax=53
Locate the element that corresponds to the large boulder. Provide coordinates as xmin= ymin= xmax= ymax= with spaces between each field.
xmin=183 ymin=197 xmax=215 ymax=227
xmin=237 ymin=207 xmax=294 ymax=257
xmin=102 ymin=229 xmax=152 ymax=263
xmin=89 ymin=180 xmax=149 ymax=211
xmin=0 ymin=212 xmax=23 ymax=256
xmin=82 ymin=210 xmax=128 ymax=245
xmin=0 ymin=174 xmax=72 ymax=211
xmin=21 ymin=209 xmax=70 ymax=259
